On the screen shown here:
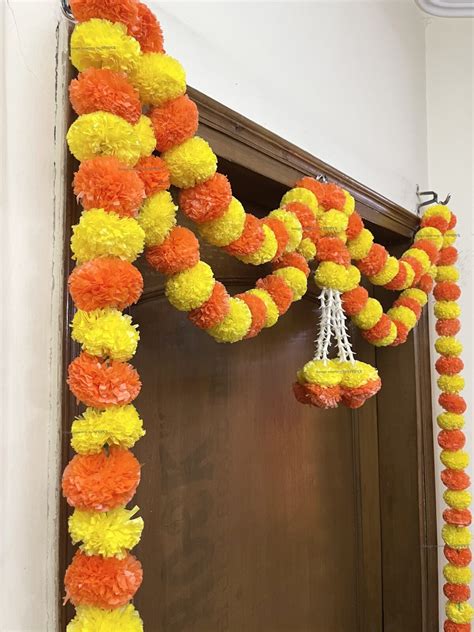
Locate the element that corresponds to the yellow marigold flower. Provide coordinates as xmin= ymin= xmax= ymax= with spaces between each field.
xmin=273 ymin=267 xmax=308 ymax=301
xmin=71 ymin=209 xmax=145 ymax=264
xmin=131 ymin=53 xmax=186 ymax=106
xmin=314 ymin=261 xmax=348 ymax=291
xmin=336 ymin=231 xmax=348 ymax=244
xmin=67 ymin=112 xmax=142 ymax=166
xmin=440 ymin=449 xmax=469 ymax=470
xmin=434 ymin=301 xmax=461 ymax=320
xmin=163 ymin=137 xmax=217 ymax=189
xmin=71 ymin=405 xmax=145 ymax=455
xmin=342 ymin=190 xmax=355 ymax=216
xmin=387 ymin=305 xmax=417 ymax=330
xmin=138 ymin=191 xmax=177 ymax=247
xmin=239 ymin=224 xmax=278 ymax=265
xmin=353 ymin=298 xmax=383 ymax=330
xmin=340 ymin=265 xmax=361 ymax=292
xmin=134 ymin=115 xmax=156 ymax=157
xmin=401 ymin=288 xmax=428 ymax=307
xmin=443 ymin=564 xmax=472 ymax=586
xmin=337 ymin=360 xmax=379 ymax=388
xmin=72 ymin=308 xmax=139 ymax=361
xmin=319 ymin=209 xmax=349 ymax=235
xmin=435 ymin=336 xmax=463 ymax=357
xmin=437 ymin=412 xmax=465 ymax=430
xmin=399 ymin=261 xmax=416 ymax=289
xmin=403 ymin=248 xmax=431 ymax=273
xmin=369 ymin=256 xmax=399 ymax=286
xmin=165 ymin=262 xmax=214 ymax=312
xmin=280 ymin=188 xmax=318 ymax=216
xmin=302 ymin=359 xmax=342 ymax=387
xmin=70 ymin=19 xmax=140 ymax=73
xmin=424 ymin=203 xmax=452 ymax=223
xmin=414 ymin=226 xmax=443 ymax=250
xmin=438 ymin=374 xmax=465 ymax=394
xmin=347 ymin=228 xmax=373 ymax=260
xmin=443 ymin=229 xmax=457 ymax=247
xmin=446 ymin=601 xmax=474 ymax=625
xmin=69 ymin=506 xmax=144 ymax=558
xmin=436 ymin=265 xmax=460 ymax=283
xmin=373 ymin=321 xmax=397 ymax=347
xmin=269 ymin=209 xmax=303 ymax=252
xmin=208 ymin=297 xmax=251 ymax=342
xmin=200 ymin=198 xmax=246 ymax=247
xmin=444 ymin=489 xmax=471 ymax=511
xmin=442 ymin=524 xmax=471 ymax=549
xmin=247 ymin=289 xmax=279 ymax=327
xmin=67 ymin=604 xmax=143 ymax=632
xmin=297 ymin=237 xmax=317 ymax=260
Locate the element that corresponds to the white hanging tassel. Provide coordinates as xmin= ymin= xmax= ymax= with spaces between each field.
xmin=314 ymin=288 xmax=355 ymax=364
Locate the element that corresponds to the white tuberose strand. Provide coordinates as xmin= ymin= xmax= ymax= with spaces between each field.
xmin=314 ymin=288 xmax=355 ymax=364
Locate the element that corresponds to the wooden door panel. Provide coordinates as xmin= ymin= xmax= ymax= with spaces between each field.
xmin=131 ymin=292 xmax=361 ymax=632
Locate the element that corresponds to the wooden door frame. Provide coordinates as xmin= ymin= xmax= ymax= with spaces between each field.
xmin=59 ymin=85 xmax=438 ymax=630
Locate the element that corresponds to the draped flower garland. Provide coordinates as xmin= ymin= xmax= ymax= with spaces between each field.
xmin=62 ymin=1 xmax=470 ymax=630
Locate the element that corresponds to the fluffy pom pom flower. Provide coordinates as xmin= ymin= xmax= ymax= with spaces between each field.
xmin=165 ymin=261 xmax=214 ymax=311
xmin=150 ymin=95 xmax=198 ymax=152
xmin=438 ymin=375 xmax=465 ymax=394
xmin=268 ymin=209 xmax=302 ymax=252
xmin=284 ymin=201 xmax=317 ymax=235
xmin=65 ymin=551 xmax=142 ymax=608
xmin=440 ymin=393 xmax=466 ymax=414
xmin=163 ymin=137 xmax=217 ymax=189
xmin=246 ymin=289 xmax=279 ymax=327
xmin=444 ymin=564 xmax=472 ymax=585
xmin=71 ymin=405 xmax=145 ymax=454
xmin=348 ymin=228 xmax=373 ymax=260
xmin=440 ymin=450 xmax=470 ymax=470
xmin=134 ymin=115 xmax=156 ymax=157
xmin=337 ymin=360 xmax=379 ymax=389
xmin=444 ymin=489 xmax=472 ymax=508
xmin=390 ymin=320 xmax=409 ymax=346
xmin=68 ymin=353 xmax=141 ymax=408
xmin=67 ymin=604 xmax=143 ymax=632
xmin=293 ymin=381 xmax=341 ymax=409
xmin=69 ymin=506 xmax=144 ymax=558
xmin=135 ymin=156 xmax=170 ymax=196
xmin=281 ymin=187 xmax=319 ymax=215
xmin=70 ymin=19 xmax=140 ymax=73
xmin=436 ymin=337 xmax=463 ymax=357
xmin=69 ymin=68 xmax=141 ymax=125
xmin=69 ymin=258 xmax=143 ymax=311
xmin=387 ymin=305 xmax=417 ymax=331
xmin=146 ymin=226 xmax=199 ymax=275
xmin=384 ymin=262 xmax=410 ymax=291
xmin=439 ymin=430 xmax=466 ymax=451
xmin=340 ymin=378 xmax=381 ymax=408
xmin=207 ymin=297 xmax=252 ymax=343
xmin=74 ymin=157 xmax=145 ymax=217
xmin=179 ymin=173 xmax=232 ymax=223
xmin=319 ymin=209 xmax=348 ymax=235
xmin=443 ymin=524 xmax=472 ymax=548
xmin=62 ymin=447 xmax=141 ymax=512
xmin=413 ymin=238 xmax=440 ymax=264
xmin=346 ymin=212 xmax=364 ymax=240
xmin=256 ymin=274 xmax=293 ymax=315
xmin=435 ymin=282 xmax=462 ymax=302
xmin=273 ymin=267 xmax=308 ymax=301
xmin=362 ymin=314 xmax=392 ymax=343
xmin=235 ymin=292 xmax=267 ymax=338
xmin=437 ymin=266 xmax=460 ymax=283
xmin=301 ymin=359 xmax=342 ymax=387
xmin=444 ymin=583 xmax=471 ymax=604
xmin=357 ymin=244 xmax=388 ymax=276
xmin=67 ymin=112 xmax=142 ymax=166
xmin=435 ymin=301 xmax=461 ymax=320
xmin=444 ymin=509 xmax=472 ymax=527
xmin=445 ymin=546 xmax=473 ymax=567
xmin=72 ymin=308 xmax=139 ymax=361
xmin=438 ymin=413 xmax=465 ymax=431
xmin=341 ymin=286 xmax=369 ymax=316
xmin=353 ymin=298 xmax=383 ymax=330
xmin=138 ymin=191 xmax=177 ymax=247
xmin=394 ymin=296 xmax=422 ymax=320
xmin=239 ymin=224 xmax=278 ymax=265
xmin=437 ymin=319 xmax=461 ymax=337
xmin=369 ymin=256 xmax=400 ymax=286
xmin=297 ymin=237 xmax=317 ymax=260
xmin=70 ymin=0 xmax=139 ymax=25
xmin=316 ymin=237 xmax=351 ymax=266
xmin=444 ymin=622 xmax=470 ymax=632
xmin=225 ymin=214 xmax=265 ymax=256
xmin=262 ymin=218 xmax=289 ymax=258
xmin=199 ymin=198 xmax=246 ymax=247
xmin=273 ymin=252 xmax=310 ymax=277
xmin=436 ymin=356 xmax=464 ymax=376
xmin=188 ymin=281 xmax=230 ymax=330
xmin=131 ymin=53 xmax=186 ymax=106
xmin=439 ymin=246 xmax=459 ymax=266
xmin=314 ymin=261 xmax=348 ymax=292
xmin=446 ymin=602 xmax=474 ymax=625
xmin=129 ymin=2 xmax=164 ymax=53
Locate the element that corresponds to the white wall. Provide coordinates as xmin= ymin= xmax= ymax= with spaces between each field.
xmin=425 ymin=16 xmax=474 ymax=626
xmin=2 ymin=2 xmax=469 ymax=631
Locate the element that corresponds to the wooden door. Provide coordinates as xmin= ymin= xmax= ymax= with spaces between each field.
xmin=60 ymin=89 xmax=438 ymax=632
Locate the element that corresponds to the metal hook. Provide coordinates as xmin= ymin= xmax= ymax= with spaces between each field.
xmin=61 ymin=0 xmax=76 ymax=22
xmin=416 ymin=185 xmax=451 ymax=215
xmin=316 ymin=174 xmax=328 ymax=184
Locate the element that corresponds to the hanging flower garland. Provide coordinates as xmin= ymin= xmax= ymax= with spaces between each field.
xmin=63 ymin=1 xmax=470 ymax=630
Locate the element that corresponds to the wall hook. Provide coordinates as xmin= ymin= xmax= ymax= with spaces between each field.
xmin=316 ymin=174 xmax=328 ymax=183
xmin=416 ymin=185 xmax=451 ymax=215
xmin=61 ymin=0 xmax=76 ymax=22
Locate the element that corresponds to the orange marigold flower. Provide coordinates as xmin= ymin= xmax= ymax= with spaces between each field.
xmin=357 ymin=244 xmax=388 ymax=276
xmin=443 ymin=508 xmax=472 ymax=527
xmin=438 ymin=429 xmax=466 ymax=451
xmin=69 ymin=68 xmax=141 ymax=124
xmin=68 ymin=352 xmax=141 ymax=408
xmin=65 ymin=551 xmax=143 ymax=609
xmin=390 ymin=320 xmax=409 ymax=346
xmin=293 ymin=382 xmax=342 ymax=409
xmin=295 ymin=176 xmax=326 ymax=201
xmin=341 ymin=378 xmax=382 ymax=409
xmin=402 ymin=255 xmax=424 ymax=283
xmin=439 ymin=393 xmax=467 ymax=415
xmin=347 ymin=212 xmax=364 ymax=240
xmin=188 ymin=282 xmax=230 ymax=330
xmin=235 ymin=292 xmax=267 ymax=339
xmin=129 ymin=2 xmax=165 ymax=53
xmin=362 ymin=314 xmax=391 ymax=343
xmin=444 ymin=620 xmax=470 ymax=632
xmin=436 ymin=318 xmax=461 ymax=337
xmin=283 ymin=202 xmax=317 ymax=235
xmin=74 ymin=157 xmax=145 ymax=217
xmin=341 ymin=286 xmax=369 ymax=316
xmin=434 ymin=281 xmax=461 ymax=302
xmin=394 ymin=296 xmax=422 ymax=319
xmin=439 ymin=246 xmax=458 ymax=266
xmin=69 ymin=258 xmax=143 ymax=310
xmin=150 ymin=95 xmax=198 ymax=152
xmin=413 ymin=238 xmax=439 ymax=264
xmin=146 ymin=227 xmax=200 ymax=275
xmin=179 ymin=173 xmax=232 ymax=223
xmin=436 ymin=356 xmax=464 ymax=375
xmin=448 ymin=214 xmax=458 ymax=230
xmin=135 ymin=156 xmax=170 ymax=196
xmin=417 ymin=273 xmax=434 ymax=294
xmin=70 ymin=0 xmax=139 ymax=25
xmin=445 ymin=546 xmax=472 ymax=567
xmin=225 ymin=214 xmax=265 ymax=256
xmin=421 ymin=215 xmax=449 ymax=233
xmin=444 ymin=583 xmax=471 ymax=604
xmin=317 ymin=237 xmax=351 ymax=266
xmin=263 ymin=217 xmax=289 ymax=258
xmin=441 ymin=469 xmax=471 ymax=491
xmin=320 ymin=183 xmax=346 ymax=211
xmin=256 ymin=274 xmax=293 ymax=315
xmin=62 ymin=447 xmax=141 ymax=512
xmin=273 ymin=252 xmax=310 ymax=277
xmin=384 ymin=262 xmax=408 ymax=290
